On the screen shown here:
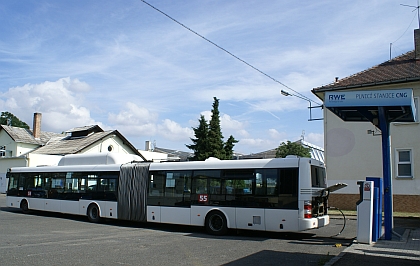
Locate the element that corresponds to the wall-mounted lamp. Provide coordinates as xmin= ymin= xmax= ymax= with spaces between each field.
xmin=367 ymin=129 xmax=382 ymax=136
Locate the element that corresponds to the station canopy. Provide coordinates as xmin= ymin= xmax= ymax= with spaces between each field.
xmin=324 ymin=88 xmax=416 ymax=124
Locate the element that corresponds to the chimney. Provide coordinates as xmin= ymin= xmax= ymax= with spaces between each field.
xmin=33 ymin=113 xmax=42 ymax=139
xmin=145 ymin=141 xmax=151 ymax=151
xmin=415 ymin=29 xmax=420 ymax=60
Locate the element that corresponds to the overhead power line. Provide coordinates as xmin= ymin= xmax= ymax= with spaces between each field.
xmin=140 ymin=0 xmax=321 ymax=105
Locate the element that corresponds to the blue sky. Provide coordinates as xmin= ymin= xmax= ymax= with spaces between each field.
xmin=0 ymin=0 xmax=418 ymax=154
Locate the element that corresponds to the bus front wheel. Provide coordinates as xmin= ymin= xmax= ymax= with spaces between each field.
xmin=87 ymin=204 xmax=101 ymax=223
xmin=205 ymin=210 xmax=227 ymax=235
xmin=20 ymin=199 xmax=30 ymax=214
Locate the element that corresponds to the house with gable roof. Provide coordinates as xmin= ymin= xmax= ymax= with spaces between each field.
xmin=0 ymin=113 xmax=145 ymax=193
xmin=31 ymin=125 xmax=144 ymax=157
xmin=312 ymin=30 xmax=420 ymax=212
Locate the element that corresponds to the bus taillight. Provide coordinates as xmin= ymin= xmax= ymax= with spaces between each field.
xmin=304 ymin=201 xmax=312 ymax=219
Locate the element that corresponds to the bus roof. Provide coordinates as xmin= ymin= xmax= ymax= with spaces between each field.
xmin=148 ymin=157 xmax=321 ymax=171
xmin=9 ymin=164 xmax=124 ymax=173
xmin=8 ymin=155 xmax=323 ymax=174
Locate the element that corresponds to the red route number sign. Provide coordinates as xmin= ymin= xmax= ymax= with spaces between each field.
xmin=198 ymin=194 xmax=208 ymax=202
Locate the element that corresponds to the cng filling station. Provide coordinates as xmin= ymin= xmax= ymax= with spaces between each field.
xmin=324 ymin=88 xmax=416 ymax=242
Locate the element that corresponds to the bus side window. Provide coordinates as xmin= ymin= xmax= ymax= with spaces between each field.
xmin=193 ymin=178 xmax=207 ymax=194
xmin=278 ymin=168 xmax=298 ymax=209
xmin=149 ymin=172 xmax=165 ymax=196
xmin=87 ymin=175 xmax=97 ymax=191
xmin=255 ymin=172 xmax=264 ymax=195
xmin=279 ymin=169 xmax=298 ymax=195
xmin=266 ymin=177 xmax=277 ymax=195
xmin=192 ymin=170 xmax=220 ymax=195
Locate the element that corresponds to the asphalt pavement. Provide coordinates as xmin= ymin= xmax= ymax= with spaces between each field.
xmin=1 ymin=193 xmax=418 ymax=265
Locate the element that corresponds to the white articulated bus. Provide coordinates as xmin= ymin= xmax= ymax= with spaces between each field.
xmin=6 ymin=153 xmax=346 ymax=235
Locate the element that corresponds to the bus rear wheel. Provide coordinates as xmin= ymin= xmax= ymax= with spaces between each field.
xmin=20 ymin=199 xmax=30 ymax=214
xmin=87 ymin=204 xmax=101 ymax=223
xmin=205 ymin=210 xmax=227 ymax=236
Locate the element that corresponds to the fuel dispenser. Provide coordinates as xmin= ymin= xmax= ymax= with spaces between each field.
xmin=356 ymin=180 xmax=374 ymax=244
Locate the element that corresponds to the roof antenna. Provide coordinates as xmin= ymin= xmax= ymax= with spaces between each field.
xmin=391 ymin=1 xmax=420 ymax=59
xmin=401 ymin=1 xmax=420 ymax=29
xmin=389 ymin=43 xmax=392 ymax=60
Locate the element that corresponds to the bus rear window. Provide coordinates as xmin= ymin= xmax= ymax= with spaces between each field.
xmin=311 ymin=166 xmax=326 ymax=188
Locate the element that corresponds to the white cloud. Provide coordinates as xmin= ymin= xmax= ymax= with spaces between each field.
xmin=237 ymin=138 xmax=278 ymax=153
xmin=42 ymin=110 xmax=99 ymax=132
xmin=200 ymin=111 xmax=212 ymax=121
xmin=304 ymin=132 xmax=324 ymax=148
xmin=268 ymin=129 xmax=286 ymax=140
xmin=108 ymin=102 xmax=159 ymax=136
xmin=108 ymin=102 xmax=158 ymax=126
xmin=0 ymin=78 xmax=100 ymax=132
xmin=108 ymin=103 xmax=193 ymax=142
xmin=198 ymin=110 xmax=249 ymax=138
xmin=220 ymin=113 xmax=243 ymax=129
xmin=65 ymin=78 xmax=92 ymax=92
xmin=158 ymin=119 xmax=193 ymax=141
xmin=236 ymin=129 xmax=250 ymax=138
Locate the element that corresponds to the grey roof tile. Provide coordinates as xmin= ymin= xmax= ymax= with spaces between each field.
xmin=32 ymin=131 xmax=114 ymax=155
xmin=313 ymin=51 xmax=420 ymax=92
xmin=1 ymin=125 xmax=64 ymax=145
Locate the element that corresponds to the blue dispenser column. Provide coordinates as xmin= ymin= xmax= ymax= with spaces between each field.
xmin=366 ymin=177 xmax=383 ymax=242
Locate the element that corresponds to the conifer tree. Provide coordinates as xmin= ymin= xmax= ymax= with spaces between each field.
xmin=207 ymin=97 xmax=225 ymax=159
xmin=186 ymin=115 xmax=210 ymax=161
xmin=224 ymin=135 xmax=239 ymax=159
xmin=186 ymin=97 xmax=238 ymax=160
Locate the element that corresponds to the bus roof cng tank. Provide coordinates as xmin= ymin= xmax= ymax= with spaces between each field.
xmin=58 ymin=152 xmax=144 ymax=166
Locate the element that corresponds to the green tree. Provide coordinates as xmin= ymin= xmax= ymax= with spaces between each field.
xmin=208 ymin=97 xmax=225 ymax=159
xmin=186 ymin=97 xmax=238 ymax=160
xmin=0 ymin=112 xmax=29 ymax=129
xmin=186 ymin=115 xmax=210 ymax=161
xmin=224 ymin=135 xmax=239 ymax=159
xmin=275 ymin=141 xmax=311 ymax=158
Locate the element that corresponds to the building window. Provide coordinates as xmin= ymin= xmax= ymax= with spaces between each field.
xmin=396 ymin=149 xmax=413 ymax=178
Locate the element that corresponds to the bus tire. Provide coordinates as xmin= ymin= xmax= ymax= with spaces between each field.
xmin=87 ymin=204 xmax=101 ymax=223
xmin=20 ymin=199 xmax=30 ymax=214
xmin=205 ymin=210 xmax=228 ymax=236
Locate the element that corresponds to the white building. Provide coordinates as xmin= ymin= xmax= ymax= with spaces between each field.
xmin=312 ymin=30 xmax=420 ymax=212
xmin=0 ymin=113 xmax=145 ymax=193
